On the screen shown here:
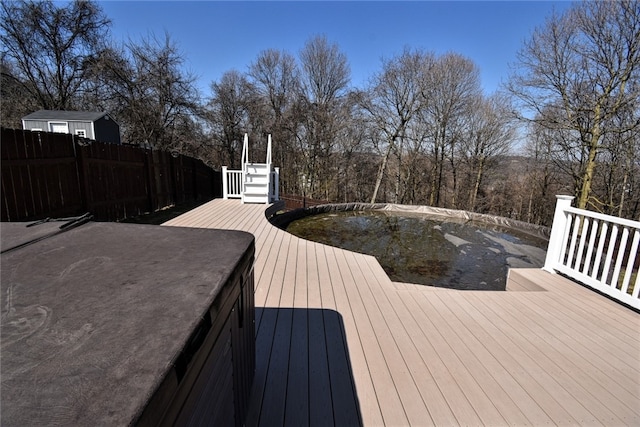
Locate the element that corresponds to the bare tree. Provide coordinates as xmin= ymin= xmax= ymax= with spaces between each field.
xmin=508 ymin=0 xmax=640 ymax=211
xmin=299 ymin=35 xmax=350 ymax=105
xmin=521 ymin=121 xmax=566 ymax=225
xmin=461 ymin=93 xmax=515 ymax=211
xmin=592 ymin=103 xmax=640 ymax=218
xmin=248 ymin=49 xmax=301 ymax=192
xmin=364 ymin=48 xmax=434 ymax=203
xmin=297 ymin=35 xmax=351 ymax=198
xmin=423 ymin=53 xmax=482 ymax=207
xmin=0 ymin=59 xmax=40 ymax=127
xmin=205 ymin=70 xmax=255 ymax=168
xmin=94 ymin=33 xmax=200 ymax=150
xmin=0 ymin=0 xmax=110 ymax=112
xmin=249 ymin=49 xmax=299 ymax=128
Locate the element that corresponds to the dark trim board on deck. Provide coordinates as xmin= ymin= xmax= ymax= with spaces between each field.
xmin=163 ymin=199 xmax=640 ymax=427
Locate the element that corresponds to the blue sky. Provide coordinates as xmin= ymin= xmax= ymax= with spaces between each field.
xmin=99 ymin=1 xmax=573 ymax=96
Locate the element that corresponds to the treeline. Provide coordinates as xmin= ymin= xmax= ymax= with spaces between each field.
xmin=2 ymin=0 xmax=639 ymax=225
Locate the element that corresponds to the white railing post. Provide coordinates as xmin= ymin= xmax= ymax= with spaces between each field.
xmin=266 ymin=134 xmax=272 ymax=165
xmin=241 ymin=133 xmax=249 ymax=168
xmin=222 ymin=166 xmax=229 ymax=199
xmin=543 ymin=195 xmax=575 ymax=273
xmin=272 ymin=167 xmax=280 ymax=202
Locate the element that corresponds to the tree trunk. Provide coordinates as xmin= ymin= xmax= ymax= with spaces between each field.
xmin=577 ymin=121 xmax=601 ymax=210
xmin=470 ymin=157 xmax=485 ymax=211
xmin=371 ymin=141 xmax=394 ymax=203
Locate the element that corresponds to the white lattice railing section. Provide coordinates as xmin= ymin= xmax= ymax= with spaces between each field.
xmin=544 ymin=195 xmax=640 ymax=309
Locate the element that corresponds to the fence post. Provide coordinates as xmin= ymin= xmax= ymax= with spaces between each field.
xmin=222 ymin=166 xmax=228 ymax=199
xmin=144 ymin=149 xmax=156 ymax=213
xmin=543 ymin=195 xmax=575 ymax=273
xmin=75 ymin=140 xmax=92 ymax=216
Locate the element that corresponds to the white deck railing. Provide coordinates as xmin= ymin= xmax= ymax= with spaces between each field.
xmin=222 ymin=167 xmax=243 ymax=199
xmin=221 ymin=134 xmax=279 ymax=203
xmin=543 ymin=195 xmax=640 ymax=309
xmin=270 ymin=168 xmax=280 ymax=203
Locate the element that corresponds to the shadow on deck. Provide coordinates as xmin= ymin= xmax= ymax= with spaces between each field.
xmin=247 ymin=308 xmax=362 ymax=427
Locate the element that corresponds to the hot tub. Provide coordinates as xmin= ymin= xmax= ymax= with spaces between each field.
xmin=1 ymin=221 xmax=255 ymax=426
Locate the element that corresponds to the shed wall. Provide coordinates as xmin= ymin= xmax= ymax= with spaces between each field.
xmin=94 ymin=116 xmax=121 ymax=144
xmin=23 ymin=119 xmax=48 ymax=131
xmin=23 ymin=119 xmax=94 ymax=139
xmin=67 ymin=121 xmax=94 ymax=139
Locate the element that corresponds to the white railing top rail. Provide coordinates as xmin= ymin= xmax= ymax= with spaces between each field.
xmin=564 ymin=206 xmax=640 ymax=230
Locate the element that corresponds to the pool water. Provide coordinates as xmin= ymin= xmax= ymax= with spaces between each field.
xmin=286 ymin=210 xmax=548 ymax=290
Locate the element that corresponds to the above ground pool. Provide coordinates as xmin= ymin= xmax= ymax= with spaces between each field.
xmin=285 ymin=208 xmax=548 ymax=290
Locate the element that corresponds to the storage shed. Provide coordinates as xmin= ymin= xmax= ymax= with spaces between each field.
xmin=22 ymin=110 xmax=121 ymax=144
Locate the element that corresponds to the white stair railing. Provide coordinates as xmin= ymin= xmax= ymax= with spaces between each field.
xmin=544 ymin=195 xmax=640 ymax=309
xmin=266 ymin=134 xmax=272 ymax=166
xmin=241 ymin=133 xmax=249 ymax=170
xmin=221 ymin=133 xmax=279 ymax=203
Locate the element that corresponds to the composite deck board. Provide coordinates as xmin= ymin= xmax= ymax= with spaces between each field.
xmin=286 ymin=238 xmax=309 ymax=427
xmin=163 ymin=199 xmax=640 ymax=426
xmin=471 ymin=292 xmax=621 ymax=426
xmin=520 ymin=293 xmax=638 ymax=399
xmin=478 ymin=292 xmax=627 ymax=425
xmin=337 ymin=249 xmax=435 ymax=426
xmin=357 ymin=253 xmax=462 ymax=426
xmin=434 ymin=292 xmax=555 ymax=426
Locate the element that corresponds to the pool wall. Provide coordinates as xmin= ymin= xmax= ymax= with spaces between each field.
xmin=271 ymin=202 xmax=550 ymax=242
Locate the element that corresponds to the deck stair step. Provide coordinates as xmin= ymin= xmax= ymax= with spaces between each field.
xmin=222 ymin=134 xmax=279 ymax=204
xmin=239 ymin=135 xmax=275 ymax=204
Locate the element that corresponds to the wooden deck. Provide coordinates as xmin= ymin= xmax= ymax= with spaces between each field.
xmin=164 ymin=199 xmax=640 ymax=426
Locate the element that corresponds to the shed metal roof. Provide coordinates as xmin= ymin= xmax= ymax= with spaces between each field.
xmin=22 ymin=110 xmax=111 ymax=122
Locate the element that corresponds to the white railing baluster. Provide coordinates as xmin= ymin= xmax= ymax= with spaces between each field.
xmin=611 ymin=227 xmax=630 ymax=290
xmin=602 ymin=224 xmax=618 ymax=285
xmin=566 ymin=214 xmax=581 ymax=268
xmin=582 ymin=219 xmax=598 ymax=275
xmin=591 ymin=222 xmax=607 ymax=280
xmin=545 ymin=195 xmax=640 ymax=309
xmin=620 ymin=229 xmax=639 ymax=294
xmin=632 ymin=264 xmax=640 ymax=299
xmin=559 ymin=215 xmax=572 ymax=265
xmin=574 ymin=217 xmax=589 ymax=270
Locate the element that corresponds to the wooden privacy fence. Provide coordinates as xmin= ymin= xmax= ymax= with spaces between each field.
xmin=1 ymin=128 xmax=221 ymax=222
xmin=280 ymin=194 xmax=330 ymax=211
